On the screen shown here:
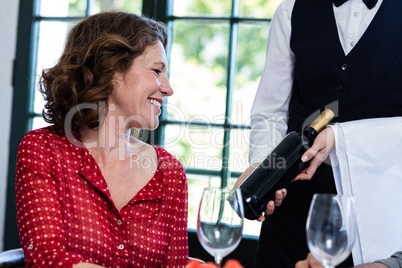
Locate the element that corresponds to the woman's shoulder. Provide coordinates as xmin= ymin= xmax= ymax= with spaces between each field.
xmin=20 ymin=126 xmax=57 ymax=145
xmin=152 ymin=146 xmax=187 ymax=193
xmin=153 ymin=145 xmax=178 ymax=161
xmin=19 ymin=126 xmax=77 ymax=151
xmin=151 ymin=145 xmax=185 ymax=172
xmin=17 ymin=126 xmax=67 ymax=164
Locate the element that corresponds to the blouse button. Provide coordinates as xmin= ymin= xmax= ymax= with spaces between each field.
xmin=118 ymin=244 xmax=124 ymax=250
xmin=117 ymin=219 xmax=123 ymax=225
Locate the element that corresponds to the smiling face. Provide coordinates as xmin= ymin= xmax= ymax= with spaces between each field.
xmin=109 ymin=41 xmax=173 ymax=131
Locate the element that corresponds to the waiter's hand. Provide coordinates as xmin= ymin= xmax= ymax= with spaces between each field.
xmin=233 ymin=164 xmax=287 ymax=222
xmin=294 ymin=127 xmax=335 ymax=181
xmin=295 ymin=253 xmax=324 ymax=268
xmin=257 ymin=188 xmax=287 ymax=221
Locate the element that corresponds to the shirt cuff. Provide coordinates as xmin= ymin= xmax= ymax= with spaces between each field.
xmin=328 ymin=124 xmax=340 ymax=168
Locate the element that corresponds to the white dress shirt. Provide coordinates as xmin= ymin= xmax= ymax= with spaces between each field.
xmin=249 ymin=0 xmax=383 ymax=164
xmin=329 ymin=117 xmax=402 ymax=265
xmin=249 ymin=0 xmax=402 ymax=265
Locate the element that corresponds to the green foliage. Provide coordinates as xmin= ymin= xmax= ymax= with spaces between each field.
xmin=172 ymin=0 xmax=278 ymax=88
xmin=173 ymin=20 xmax=229 ymax=87
xmin=239 ymin=0 xmax=280 ymax=18
xmin=236 ymin=22 xmax=270 ymax=84
xmin=185 ymin=0 xmax=231 ymax=16
xmin=67 ymin=0 xmax=142 ymax=16
xmin=67 ymin=0 xmax=87 ymax=16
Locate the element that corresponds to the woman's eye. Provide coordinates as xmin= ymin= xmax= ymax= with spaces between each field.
xmin=153 ymin=69 xmax=161 ymax=75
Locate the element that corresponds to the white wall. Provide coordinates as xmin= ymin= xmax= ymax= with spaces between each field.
xmin=0 ymin=1 xmax=19 ymax=251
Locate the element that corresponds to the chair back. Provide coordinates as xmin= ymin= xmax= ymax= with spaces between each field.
xmin=0 ymin=248 xmax=25 ymax=268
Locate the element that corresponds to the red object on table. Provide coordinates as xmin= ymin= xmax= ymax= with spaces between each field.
xmin=186 ymin=259 xmax=244 ymax=268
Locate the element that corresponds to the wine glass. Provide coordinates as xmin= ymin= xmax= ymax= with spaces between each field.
xmin=306 ymin=194 xmax=357 ymax=268
xmin=196 ymin=187 xmax=244 ymax=267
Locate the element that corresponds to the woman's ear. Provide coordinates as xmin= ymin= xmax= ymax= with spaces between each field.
xmin=112 ymin=71 xmax=125 ymax=88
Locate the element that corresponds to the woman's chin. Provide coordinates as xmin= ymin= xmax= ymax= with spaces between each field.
xmin=126 ymin=117 xmax=159 ymax=130
xmin=142 ymin=120 xmax=159 ymax=131
xmin=148 ymin=123 xmax=159 ymax=130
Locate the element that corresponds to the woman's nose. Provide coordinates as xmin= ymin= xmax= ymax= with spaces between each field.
xmin=160 ymin=74 xmax=174 ymax=96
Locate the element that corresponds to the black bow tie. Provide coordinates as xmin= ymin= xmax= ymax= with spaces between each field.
xmin=333 ymin=0 xmax=378 ymax=9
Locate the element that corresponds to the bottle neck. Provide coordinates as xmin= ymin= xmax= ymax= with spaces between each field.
xmin=303 ymin=126 xmax=319 ymax=143
xmin=303 ymin=109 xmax=335 ymax=143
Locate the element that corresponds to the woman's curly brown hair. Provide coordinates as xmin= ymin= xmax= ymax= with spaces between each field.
xmin=39 ymin=12 xmax=167 ymax=131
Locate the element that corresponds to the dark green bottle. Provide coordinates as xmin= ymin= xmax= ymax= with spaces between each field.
xmin=238 ymin=109 xmax=335 ymax=220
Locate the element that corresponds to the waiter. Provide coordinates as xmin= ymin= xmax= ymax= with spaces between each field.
xmin=235 ymin=0 xmax=402 ymax=267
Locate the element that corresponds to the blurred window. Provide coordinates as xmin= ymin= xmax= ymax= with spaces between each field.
xmin=13 ymin=0 xmax=281 ymax=237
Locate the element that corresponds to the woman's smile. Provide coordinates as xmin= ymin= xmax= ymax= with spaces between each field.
xmin=148 ymin=97 xmax=162 ymax=109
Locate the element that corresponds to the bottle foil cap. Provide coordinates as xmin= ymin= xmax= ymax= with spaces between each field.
xmin=310 ymin=109 xmax=335 ymax=133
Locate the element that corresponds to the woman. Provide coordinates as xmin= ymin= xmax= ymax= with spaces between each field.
xmin=15 ymin=12 xmax=188 ymax=267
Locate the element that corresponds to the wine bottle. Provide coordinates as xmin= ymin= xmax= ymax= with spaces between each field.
xmin=238 ymin=109 xmax=335 ymax=220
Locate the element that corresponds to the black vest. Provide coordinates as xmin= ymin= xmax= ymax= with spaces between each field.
xmin=288 ymin=0 xmax=402 ymax=133
xmin=255 ymin=1 xmax=402 ymax=267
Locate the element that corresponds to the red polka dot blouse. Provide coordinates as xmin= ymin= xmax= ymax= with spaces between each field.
xmin=15 ymin=126 xmax=189 ymax=267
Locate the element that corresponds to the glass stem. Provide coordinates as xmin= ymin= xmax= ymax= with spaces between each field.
xmin=215 ymin=257 xmax=222 ymax=268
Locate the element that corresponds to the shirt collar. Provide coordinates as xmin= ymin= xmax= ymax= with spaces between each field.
xmin=333 ymin=0 xmax=379 ymax=9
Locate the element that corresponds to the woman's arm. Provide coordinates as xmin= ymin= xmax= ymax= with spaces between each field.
xmin=15 ymin=131 xmax=86 ymax=267
xmin=162 ymin=159 xmax=189 ymax=267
